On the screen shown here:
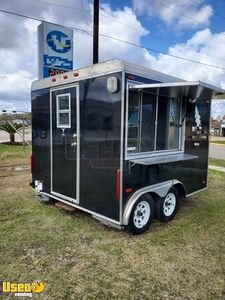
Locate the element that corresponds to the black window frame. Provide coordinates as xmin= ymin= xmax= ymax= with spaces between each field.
xmin=125 ymin=82 xmax=185 ymax=159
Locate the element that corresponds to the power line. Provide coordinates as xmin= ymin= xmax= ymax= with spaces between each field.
xmin=0 ymin=8 xmax=225 ymax=71
xmin=190 ymin=0 xmax=225 ymax=21
xmin=30 ymin=0 xmax=225 ymax=62
xmin=32 ymin=0 xmax=200 ymax=49
xmin=32 ymin=0 xmax=91 ymax=13
xmin=32 ymin=0 xmax=225 ymax=39
xmin=0 ymin=8 xmax=92 ymax=35
xmin=157 ymin=0 xmax=208 ymax=26
xmin=100 ymin=33 xmax=225 ymax=70
xmin=157 ymin=0 xmax=225 ymax=36
xmin=31 ymin=0 xmax=179 ymax=45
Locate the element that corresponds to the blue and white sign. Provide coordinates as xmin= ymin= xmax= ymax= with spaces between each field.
xmin=38 ymin=22 xmax=73 ymax=78
xmin=46 ymin=30 xmax=72 ymax=53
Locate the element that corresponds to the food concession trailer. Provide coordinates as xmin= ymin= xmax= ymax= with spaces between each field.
xmin=31 ymin=60 xmax=224 ymax=234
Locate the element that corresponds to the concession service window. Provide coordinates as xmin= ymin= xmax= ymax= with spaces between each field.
xmin=125 ymin=81 xmax=212 ymax=165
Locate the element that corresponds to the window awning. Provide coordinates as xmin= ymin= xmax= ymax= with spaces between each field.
xmin=129 ymin=81 xmax=225 ymax=100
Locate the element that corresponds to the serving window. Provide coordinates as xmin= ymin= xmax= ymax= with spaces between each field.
xmin=127 ymin=88 xmax=184 ymax=156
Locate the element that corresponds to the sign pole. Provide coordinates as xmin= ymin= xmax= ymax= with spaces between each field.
xmin=93 ymin=0 xmax=99 ymax=64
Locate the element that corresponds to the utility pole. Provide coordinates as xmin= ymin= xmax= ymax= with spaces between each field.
xmin=93 ymin=0 xmax=99 ymax=64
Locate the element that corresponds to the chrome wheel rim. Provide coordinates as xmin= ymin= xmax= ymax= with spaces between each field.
xmin=133 ymin=201 xmax=150 ymax=228
xmin=163 ymin=193 xmax=176 ymax=217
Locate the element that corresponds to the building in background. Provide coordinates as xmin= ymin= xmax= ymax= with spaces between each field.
xmin=210 ymin=116 xmax=225 ymax=136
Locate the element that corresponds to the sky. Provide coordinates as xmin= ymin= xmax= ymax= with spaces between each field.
xmin=0 ymin=0 xmax=225 ymax=117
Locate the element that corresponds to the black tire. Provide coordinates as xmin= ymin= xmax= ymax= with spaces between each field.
xmin=155 ymin=187 xmax=179 ymax=222
xmin=128 ymin=194 xmax=154 ymax=235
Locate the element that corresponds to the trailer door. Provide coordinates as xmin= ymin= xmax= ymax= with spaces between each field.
xmin=50 ymin=84 xmax=80 ymax=204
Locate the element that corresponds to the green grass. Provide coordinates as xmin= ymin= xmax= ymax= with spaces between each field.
xmin=0 ymin=146 xmax=225 ymax=299
xmin=0 ymin=144 xmax=31 ymax=166
xmin=210 ymin=140 xmax=225 ymax=145
xmin=209 ymin=157 xmax=225 ymax=168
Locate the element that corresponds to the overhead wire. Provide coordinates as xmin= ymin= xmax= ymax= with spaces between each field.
xmin=100 ymin=33 xmax=225 ymax=70
xmin=32 ymin=0 xmax=225 ymax=37
xmin=0 ymin=8 xmax=225 ymax=70
xmin=30 ymin=0 xmax=225 ymax=62
xmin=0 ymin=7 xmax=92 ymax=35
xmin=190 ymin=0 xmax=225 ymax=21
xmin=32 ymin=0 xmax=91 ymax=14
xmin=31 ymin=0 xmax=179 ymax=45
xmin=157 ymin=0 xmax=225 ymax=37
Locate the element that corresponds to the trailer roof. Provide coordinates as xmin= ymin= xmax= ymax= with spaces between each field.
xmin=31 ymin=59 xmax=182 ymax=91
xmin=31 ymin=59 xmax=224 ymax=96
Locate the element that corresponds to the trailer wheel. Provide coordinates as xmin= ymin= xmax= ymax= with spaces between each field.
xmin=155 ymin=187 xmax=179 ymax=222
xmin=128 ymin=195 xmax=154 ymax=235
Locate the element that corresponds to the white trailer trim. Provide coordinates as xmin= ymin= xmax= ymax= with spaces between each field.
xmin=130 ymin=81 xmax=224 ymax=94
xmin=38 ymin=191 xmax=122 ymax=227
xmin=50 ymin=83 xmax=80 ymax=204
xmin=122 ymin=179 xmax=185 ymax=225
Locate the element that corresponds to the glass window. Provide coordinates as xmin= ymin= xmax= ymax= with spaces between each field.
xmin=58 ymin=96 xmax=70 ymax=110
xmin=127 ymin=89 xmax=182 ymax=156
xmin=56 ymin=94 xmax=71 ymax=128
xmin=141 ymin=93 xmax=156 ymax=152
xmin=156 ymin=96 xmax=181 ymax=150
xmin=58 ymin=113 xmax=69 ymax=126
xmin=168 ymin=97 xmax=181 ymax=149
xmin=127 ymin=91 xmax=140 ymax=153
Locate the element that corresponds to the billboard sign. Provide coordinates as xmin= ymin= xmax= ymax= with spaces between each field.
xmin=38 ymin=22 xmax=73 ymax=78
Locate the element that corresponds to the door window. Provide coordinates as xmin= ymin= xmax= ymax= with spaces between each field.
xmin=56 ymin=94 xmax=71 ymax=128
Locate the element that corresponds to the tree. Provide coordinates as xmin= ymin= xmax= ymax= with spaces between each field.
xmin=0 ymin=122 xmax=23 ymax=143
xmin=0 ymin=113 xmax=14 ymax=123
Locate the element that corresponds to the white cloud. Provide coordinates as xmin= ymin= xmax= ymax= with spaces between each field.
xmin=152 ymin=28 xmax=225 ymax=89
xmin=0 ymin=0 xmax=224 ymax=114
xmin=0 ymin=0 xmax=150 ymax=110
xmin=133 ymin=0 xmax=213 ymax=30
xmin=0 ymin=71 xmax=33 ymax=99
xmin=0 ymin=0 xmax=92 ymax=110
xmin=99 ymin=5 xmax=150 ymax=64
xmin=211 ymin=100 xmax=225 ymax=119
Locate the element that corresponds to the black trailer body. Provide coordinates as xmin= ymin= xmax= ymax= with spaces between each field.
xmin=31 ymin=60 xmax=224 ymax=233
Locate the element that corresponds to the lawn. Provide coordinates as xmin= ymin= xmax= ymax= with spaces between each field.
xmin=210 ymin=140 xmax=225 ymax=145
xmin=0 ymin=144 xmax=31 ymax=166
xmin=0 ymin=145 xmax=225 ymax=299
xmin=209 ymin=157 xmax=225 ymax=169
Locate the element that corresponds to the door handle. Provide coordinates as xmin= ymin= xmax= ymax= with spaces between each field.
xmin=71 ymin=133 xmax=77 ymax=147
xmin=71 ymin=142 xmax=77 ymax=147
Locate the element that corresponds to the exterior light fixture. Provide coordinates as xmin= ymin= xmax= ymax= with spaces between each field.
xmin=107 ymin=76 xmax=119 ymax=93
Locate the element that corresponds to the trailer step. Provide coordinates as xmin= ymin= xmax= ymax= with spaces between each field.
xmin=54 ymin=201 xmax=76 ymax=212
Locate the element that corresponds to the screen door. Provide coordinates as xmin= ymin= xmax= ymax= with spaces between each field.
xmin=50 ymin=84 xmax=79 ymax=203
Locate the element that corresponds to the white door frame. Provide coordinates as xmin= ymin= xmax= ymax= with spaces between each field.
xmin=50 ymin=83 xmax=80 ymax=204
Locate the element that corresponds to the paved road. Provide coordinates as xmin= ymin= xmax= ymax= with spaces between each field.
xmin=210 ymin=136 xmax=225 ymax=142
xmin=209 ymin=165 xmax=225 ymax=172
xmin=0 ymin=128 xmax=224 ymax=160
xmin=209 ymin=144 xmax=225 ymax=159
xmin=0 ymin=128 xmax=31 ymax=143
